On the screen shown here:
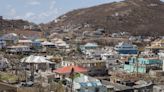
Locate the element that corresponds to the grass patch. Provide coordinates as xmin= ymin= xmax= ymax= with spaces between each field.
xmin=0 ymin=72 xmax=18 ymax=83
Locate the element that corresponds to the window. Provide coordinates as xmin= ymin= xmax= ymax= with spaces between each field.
xmin=95 ymin=87 xmax=99 ymax=92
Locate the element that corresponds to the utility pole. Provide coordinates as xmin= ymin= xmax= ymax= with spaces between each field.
xmin=136 ymin=51 xmax=140 ymax=77
xmin=70 ymin=68 xmax=74 ymax=92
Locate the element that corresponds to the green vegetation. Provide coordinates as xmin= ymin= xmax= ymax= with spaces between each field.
xmin=0 ymin=72 xmax=18 ymax=83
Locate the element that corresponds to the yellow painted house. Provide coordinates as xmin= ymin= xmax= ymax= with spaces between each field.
xmin=146 ymin=39 xmax=164 ymax=50
xmin=151 ymin=39 xmax=164 ymax=47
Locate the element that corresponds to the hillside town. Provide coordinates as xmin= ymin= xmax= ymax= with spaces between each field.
xmin=0 ymin=19 xmax=164 ymax=92
xmin=0 ymin=0 xmax=164 ymax=92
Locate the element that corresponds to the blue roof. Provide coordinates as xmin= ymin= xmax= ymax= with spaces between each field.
xmin=79 ymin=81 xmax=101 ymax=87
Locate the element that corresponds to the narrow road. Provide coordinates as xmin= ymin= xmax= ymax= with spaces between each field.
xmin=0 ymin=82 xmax=17 ymax=92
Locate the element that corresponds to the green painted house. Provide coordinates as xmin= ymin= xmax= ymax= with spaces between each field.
xmin=124 ymin=64 xmax=146 ymax=73
xmin=124 ymin=57 xmax=162 ymax=73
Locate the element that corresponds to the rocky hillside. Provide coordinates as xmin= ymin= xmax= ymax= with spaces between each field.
xmin=0 ymin=17 xmax=36 ymax=31
xmin=48 ymin=0 xmax=164 ymax=36
xmin=0 ymin=17 xmax=44 ymax=37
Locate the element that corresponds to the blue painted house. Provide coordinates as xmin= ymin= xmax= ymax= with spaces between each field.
xmin=114 ymin=42 xmax=138 ymax=55
xmin=32 ymin=41 xmax=42 ymax=47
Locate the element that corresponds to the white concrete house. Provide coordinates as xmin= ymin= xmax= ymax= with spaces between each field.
xmin=0 ymin=38 xmax=6 ymax=49
xmin=101 ymin=52 xmax=119 ymax=68
xmin=0 ymin=56 xmax=9 ymax=70
xmin=153 ymin=85 xmax=164 ymax=92
xmin=2 ymin=33 xmax=19 ymax=45
xmin=41 ymin=41 xmax=56 ymax=48
xmin=6 ymin=45 xmax=31 ymax=53
xmin=66 ymin=74 xmax=107 ymax=92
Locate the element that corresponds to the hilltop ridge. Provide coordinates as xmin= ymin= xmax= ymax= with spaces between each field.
xmin=46 ymin=0 xmax=164 ymax=36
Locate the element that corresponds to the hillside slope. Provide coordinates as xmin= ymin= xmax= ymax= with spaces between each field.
xmin=48 ymin=0 xmax=164 ymax=36
xmin=0 ymin=17 xmax=35 ymax=31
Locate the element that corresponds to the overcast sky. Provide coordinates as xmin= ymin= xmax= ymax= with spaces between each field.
xmin=0 ymin=0 xmax=162 ymax=24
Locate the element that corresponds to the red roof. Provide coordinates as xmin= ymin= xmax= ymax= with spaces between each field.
xmin=54 ymin=66 xmax=87 ymax=74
